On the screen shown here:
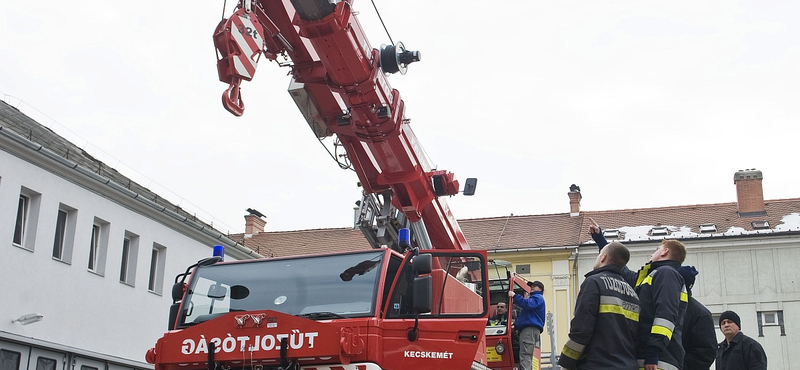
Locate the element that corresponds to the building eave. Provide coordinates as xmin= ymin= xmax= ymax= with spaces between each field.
xmin=0 ymin=125 xmax=262 ymax=260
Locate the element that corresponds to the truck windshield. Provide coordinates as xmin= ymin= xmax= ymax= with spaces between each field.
xmin=179 ymin=250 xmax=385 ymax=326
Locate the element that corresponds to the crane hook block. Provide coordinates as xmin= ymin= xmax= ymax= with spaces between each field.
xmin=214 ymin=8 xmax=266 ymax=116
xmin=380 ymin=42 xmax=421 ymax=75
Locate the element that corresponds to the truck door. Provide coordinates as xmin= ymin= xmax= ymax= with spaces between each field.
xmin=381 ymin=250 xmax=489 ymax=370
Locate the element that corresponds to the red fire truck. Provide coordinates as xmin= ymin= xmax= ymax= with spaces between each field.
xmin=145 ymin=0 xmax=540 ymax=369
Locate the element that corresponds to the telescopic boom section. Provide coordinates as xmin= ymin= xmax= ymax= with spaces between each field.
xmin=213 ymin=0 xmax=469 ymax=250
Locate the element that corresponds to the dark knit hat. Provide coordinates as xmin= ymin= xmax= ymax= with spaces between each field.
xmin=719 ymin=310 xmax=741 ymax=328
xmin=678 ymin=266 xmax=699 ymax=290
xmin=528 ymin=281 xmax=544 ymax=292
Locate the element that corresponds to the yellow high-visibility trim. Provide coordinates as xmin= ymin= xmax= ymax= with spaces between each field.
xmin=639 ymin=275 xmax=653 ymax=286
xmin=680 ymin=291 xmax=688 ymax=302
xmin=599 ymin=304 xmax=640 ymax=322
xmin=561 ymin=344 xmax=581 ymax=360
xmin=636 ymin=265 xmax=651 ymax=286
xmin=651 ymin=325 xmax=673 ymax=339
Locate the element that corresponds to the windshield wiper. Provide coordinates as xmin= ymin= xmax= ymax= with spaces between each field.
xmin=297 ymin=312 xmax=346 ymax=319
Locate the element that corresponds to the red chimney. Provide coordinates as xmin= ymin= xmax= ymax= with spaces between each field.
xmin=568 ymin=184 xmax=582 ymax=217
xmin=244 ymin=214 xmax=266 ymax=236
xmin=734 ymin=169 xmax=766 ymax=217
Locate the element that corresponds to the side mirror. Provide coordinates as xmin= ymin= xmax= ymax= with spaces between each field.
xmin=168 ymin=302 xmax=180 ymax=330
xmin=413 ymin=276 xmax=432 ymax=313
xmin=172 ymin=282 xmax=185 ymax=301
xmin=207 ymin=284 xmax=228 ymax=300
xmin=412 ymin=254 xmax=432 ymax=275
xmin=463 ymin=178 xmax=478 ymax=196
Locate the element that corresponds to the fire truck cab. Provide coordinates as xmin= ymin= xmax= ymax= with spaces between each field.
xmin=147 ymin=246 xmax=493 ymax=370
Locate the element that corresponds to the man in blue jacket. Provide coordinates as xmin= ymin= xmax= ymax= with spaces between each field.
xmin=509 ymin=280 xmax=546 ymax=370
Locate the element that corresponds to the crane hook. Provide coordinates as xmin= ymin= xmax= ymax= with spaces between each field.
xmin=222 ymin=79 xmax=245 ymax=117
xmin=214 ymin=7 xmax=265 ymax=116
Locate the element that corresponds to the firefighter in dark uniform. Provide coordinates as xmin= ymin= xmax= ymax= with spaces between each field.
xmin=590 ymin=218 xmax=688 ymax=370
xmin=558 ymin=241 xmax=640 ymax=370
xmin=678 ymin=266 xmax=717 ymax=370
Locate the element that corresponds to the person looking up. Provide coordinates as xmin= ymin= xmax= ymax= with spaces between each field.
xmin=558 ymin=241 xmax=640 ymax=370
xmin=509 ymin=280 xmax=545 ymax=370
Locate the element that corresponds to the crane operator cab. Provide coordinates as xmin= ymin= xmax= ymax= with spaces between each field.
xmin=486 ymin=260 xmax=515 ymax=335
xmin=484 ymin=261 xmax=530 ymax=368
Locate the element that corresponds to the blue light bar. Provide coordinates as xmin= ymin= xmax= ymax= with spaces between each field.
xmin=399 ymin=228 xmax=410 ymax=248
xmin=213 ymin=245 xmax=225 ymax=261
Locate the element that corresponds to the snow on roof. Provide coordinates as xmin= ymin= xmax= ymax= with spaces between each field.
xmin=775 ymin=213 xmax=800 ymax=231
xmin=598 ymin=213 xmax=800 ymax=243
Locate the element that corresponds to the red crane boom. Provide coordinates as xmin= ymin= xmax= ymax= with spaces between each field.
xmin=214 ymin=0 xmax=472 ymax=250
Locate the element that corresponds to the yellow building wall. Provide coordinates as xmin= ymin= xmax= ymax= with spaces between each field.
xmin=499 ymin=250 xmax=575 ymax=358
xmin=555 ymin=288 xmax=570 ymax=354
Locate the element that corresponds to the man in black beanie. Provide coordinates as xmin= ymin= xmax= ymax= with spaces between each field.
xmin=678 ymin=266 xmax=716 ymax=370
xmin=716 ymin=310 xmax=767 ymax=370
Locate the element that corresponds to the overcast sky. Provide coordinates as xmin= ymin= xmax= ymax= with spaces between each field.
xmin=2 ymin=1 xmax=799 ymax=234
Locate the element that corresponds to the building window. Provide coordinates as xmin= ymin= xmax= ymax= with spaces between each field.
xmin=762 ymin=311 xmax=778 ymax=325
xmin=52 ymin=204 xmax=77 ymax=263
xmin=53 ymin=210 xmax=68 ymax=259
xmin=751 ymin=221 xmax=770 ymax=230
xmin=0 ymin=350 xmax=21 ymax=370
xmin=148 ymin=243 xmax=167 ymax=294
xmin=699 ymin=223 xmax=717 ymax=233
xmin=13 ymin=195 xmax=29 ymax=246
xmin=35 ymin=357 xmax=56 ymax=370
xmin=603 ymin=229 xmax=620 ymax=239
xmin=515 ymin=264 xmax=530 ymax=274
xmin=757 ymin=310 xmax=785 ymax=337
xmin=13 ymin=188 xmax=40 ymax=250
xmin=80 ymin=366 xmax=98 ymax=370
xmin=88 ymin=224 xmax=100 ymax=271
xmin=87 ymin=218 xmax=110 ymax=275
xmin=650 ymin=227 xmax=669 ymax=236
xmin=120 ymin=232 xmax=139 ymax=285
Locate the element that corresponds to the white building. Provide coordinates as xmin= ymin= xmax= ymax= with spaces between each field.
xmin=1 ymin=101 xmax=262 ymax=370
xmin=573 ymin=171 xmax=800 ymax=369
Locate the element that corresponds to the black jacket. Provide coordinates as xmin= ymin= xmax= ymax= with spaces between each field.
xmin=593 ymin=232 xmax=688 ymax=370
xmin=629 ymin=260 xmax=688 ymax=370
xmin=558 ymin=265 xmax=640 ymax=370
xmin=682 ymin=296 xmax=717 ymax=370
xmin=715 ymin=332 xmax=767 ymax=370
